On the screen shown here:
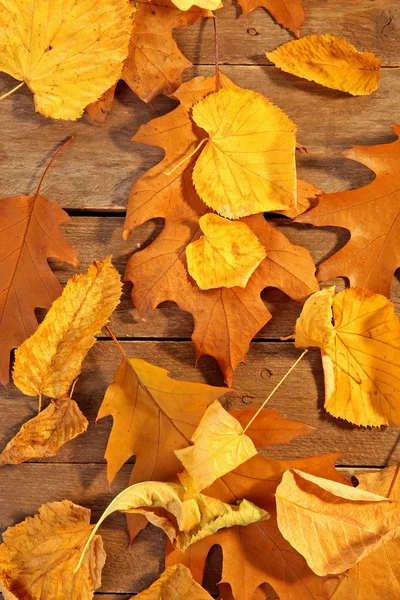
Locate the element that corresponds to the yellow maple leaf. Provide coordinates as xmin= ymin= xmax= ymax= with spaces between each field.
xmin=267 ymin=34 xmax=381 ymax=96
xmin=0 ymin=0 xmax=132 ymax=119
xmin=186 ymin=214 xmax=266 ymax=289
xmin=295 ymin=287 xmax=400 ymax=426
xmin=176 ymin=400 xmax=257 ymax=492
xmin=135 ymin=564 xmax=213 ymax=599
xmin=191 ymin=87 xmax=297 ymax=218
xmin=13 ymin=258 xmax=122 ymax=399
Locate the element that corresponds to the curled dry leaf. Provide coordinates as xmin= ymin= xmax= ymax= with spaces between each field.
xmin=239 ymin=0 xmax=304 ymax=37
xmin=297 ymin=125 xmax=400 ymax=297
xmin=186 ymin=214 xmax=267 ymax=289
xmin=78 ymin=480 xmax=269 ymax=567
xmin=124 ymin=74 xmax=319 ymax=384
xmin=135 ymin=564 xmax=213 ymax=599
xmin=0 ymin=396 xmax=88 ymax=466
xmin=295 ymin=286 xmax=400 ymax=426
xmin=0 ymin=0 xmax=132 ymax=119
xmin=86 ymin=0 xmax=211 ymax=124
xmin=276 ymin=468 xmax=400 ymax=576
xmin=176 ymin=400 xmax=257 ymax=492
xmin=0 ymin=500 xmax=105 ymax=600
xmin=192 ymin=87 xmax=297 ymax=218
xmin=267 ymin=34 xmax=381 ymax=96
xmin=13 ymin=257 xmax=122 ymax=399
xmin=0 ymin=142 xmax=79 ymax=388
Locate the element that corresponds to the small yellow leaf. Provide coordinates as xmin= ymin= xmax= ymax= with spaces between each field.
xmin=171 ymin=0 xmax=221 ymax=10
xmin=176 ymin=400 xmax=257 ymax=491
xmin=295 ymin=287 xmax=400 ymax=427
xmin=13 ymin=258 xmax=122 ymax=399
xmin=267 ymin=34 xmax=381 ymax=96
xmin=0 ymin=396 xmax=88 ymax=466
xmin=77 ymin=480 xmax=269 ymax=568
xmin=0 ymin=500 xmax=105 ymax=600
xmin=276 ymin=468 xmax=400 ymax=576
xmin=0 ymin=0 xmax=132 ymax=120
xmin=192 ymin=87 xmax=297 ymax=219
xmin=135 ymin=564 xmax=213 ymax=599
xmin=186 ymin=214 xmax=266 ymax=290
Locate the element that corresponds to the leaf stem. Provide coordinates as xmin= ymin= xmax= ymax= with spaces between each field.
xmin=0 ymin=81 xmax=25 ymax=101
xmin=242 ymin=349 xmax=308 ymax=433
xmin=38 ymin=394 xmax=42 ymax=414
xmin=387 ymin=463 xmax=400 ymax=499
xmin=214 ymin=15 xmax=220 ymax=91
xmin=164 ymin=138 xmax=209 ymax=176
xmin=35 ymin=136 xmax=74 ymax=196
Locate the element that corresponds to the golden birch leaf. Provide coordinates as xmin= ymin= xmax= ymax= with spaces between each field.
xmin=276 ymin=468 xmax=400 ymax=577
xmin=186 ymin=214 xmax=266 ymax=290
xmin=0 ymin=0 xmax=132 ymax=120
xmin=13 ymin=258 xmax=122 ymax=399
xmin=176 ymin=400 xmax=257 ymax=492
xmin=0 ymin=500 xmax=105 ymax=600
xmin=171 ymin=0 xmax=221 ymax=10
xmin=77 ymin=481 xmax=269 ymax=567
xmin=192 ymin=87 xmax=297 ymax=219
xmin=135 ymin=564 xmax=213 ymax=599
xmin=0 ymin=396 xmax=88 ymax=466
xmin=295 ymin=287 xmax=400 ymax=427
xmin=267 ymin=35 xmax=381 ymax=96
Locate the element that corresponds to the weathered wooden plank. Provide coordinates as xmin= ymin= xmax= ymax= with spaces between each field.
xmin=1 ymin=341 xmax=400 ymax=467
xmin=1 ymin=66 xmax=399 ymax=212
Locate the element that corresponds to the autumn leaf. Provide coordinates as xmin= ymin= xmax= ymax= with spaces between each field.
xmin=124 ymin=74 xmax=319 ymax=384
xmin=86 ymin=0 xmax=210 ymax=124
xmin=13 ymin=258 xmax=122 ymax=400
xmin=239 ymin=0 xmax=304 ymax=37
xmin=295 ymin=286 xmax=400 ymax=426
xmin=277 ymin=179 xmax=321 ymax=219
xmin=172 ymin=0 xmax=220 ymax=10
xmin=0 ymin=396 xmax=88 ymax=466
xmin=229 ymin=407 xmax=313 ymax=446
xmin=176 ymin=400 xmax=257 ymax=492
xmin=276 ymin=468 xmax=400 ymax=576
xmin=77 ymin=481 xmax=269 ymax=568
xmin=186 ymin=214 xmax=266 ymax=289
xmin=191 ymin=87 xmax=297 ymax=218
xmin=0 ymin=141 xmax=79 ymax=388
xmin=297 ymin=125 xmax=400 ymax=297
xmin=0 ymin=500 xmax=105 ymax=600
xmin=0 ymin=0 xmax=132 ymax=119
xmin=167 ymin=453 xmax=349 ymax=600
xmin=135 ymin=564 xmax=213 ymax=599
xmin=267 ymin=35 xmax=381 ymax=96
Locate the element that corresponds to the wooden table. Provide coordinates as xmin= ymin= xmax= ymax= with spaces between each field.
xmin=0 ymin=1 xmax=399 ymax=597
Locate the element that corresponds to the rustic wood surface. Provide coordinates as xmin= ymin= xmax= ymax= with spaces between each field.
xmin=0 ymin=0 xmax=399 ymax=597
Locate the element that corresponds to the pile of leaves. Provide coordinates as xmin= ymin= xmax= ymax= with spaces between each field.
xmin=0 ymin=0 xmax=399 ymax=599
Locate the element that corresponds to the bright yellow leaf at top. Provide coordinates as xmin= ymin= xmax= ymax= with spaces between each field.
xmin=171 ymin=0 xmax=221 ymax=10
xmin=192 ymin=88 xmax=297 ymax=219
xmin=186 ymin=213 xmax=266 ymax=290
xmin=0 ymin=0 xmax=132 ymax=120
xmin=176 ymin=400 xmax=257 ymax=492
xmin=267 ymin=35 xmax=381 ymax=96
xmin=295 ymin=287 xmax=400 ymax=427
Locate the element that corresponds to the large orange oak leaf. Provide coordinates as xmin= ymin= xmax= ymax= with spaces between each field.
xmin=0 ymin=145 xmax=79 ymax=388
xmin=124 ymin=74 xmax=319 ymax=384
xmin=86 ymin=0 xmax=210 ymax=124
xmin=297 ymin=125 xmax=400 ymax=298
xmin=240 ymin=0 xmax=304 ymax=37
xmin=167 ymin=453 xmax=349 ymax=600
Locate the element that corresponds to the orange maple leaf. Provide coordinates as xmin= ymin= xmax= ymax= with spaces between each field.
xmin=240 ymin=0 xmax=304 ymax=37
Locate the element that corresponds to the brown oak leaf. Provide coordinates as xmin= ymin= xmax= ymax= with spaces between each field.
xmin=240 ymin=0 xmax=304 ymax=37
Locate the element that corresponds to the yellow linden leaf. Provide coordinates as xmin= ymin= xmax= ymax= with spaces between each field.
xmin=0 ymin=0 xmax=132 ymax=120
xmin=192 ymin=87 xmax=297 ymax=219
xmin=267 ymin=34 xmax=381 ymax=96
xmin=171 ymin=0 xmax=221 ymax=10
xmin=13 ymin=258 xmax=122 ymax=399
xmin=295 ymin=287 xmax=400 ymax=426
xmin=176 ymin=400 xmax=257 ymax=492
xmin=77 ymin=481 xmax=269 ymax=568
xmin=135 ymin=564 xmax=213 ymax=599
xmin=186 ymin=214 xmax=266 ymax=290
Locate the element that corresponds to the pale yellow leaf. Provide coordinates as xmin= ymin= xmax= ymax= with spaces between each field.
xmin=0 ymin=500 xmax=105 ymax=600
xmin=295 ymin=286 xmax=335 ymax=351
xmin=13 ymin=257 xmax=122 ymax=399
xmin=192 ymin=87 xmax=297 ymax=219
xmin=0 ymin=396 xmax=88 ymax=466
xmin=267 ymin=34 xmax=381 ymax=96
xmin=186 ymin=214 xmax=266 ymax=289
xmin=171 ymin=0 xmax=221 ymax=9
xmin=176 ymin=400 xmax=257 ymax=492
xmin=0 ymin=0 xmax=132 ymax=120
xmin=276 ymin=468 xmax=400 ymax=576
xmin=134 ymin=564 xmax=213 ymax=599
